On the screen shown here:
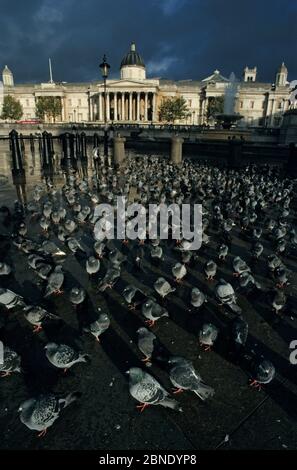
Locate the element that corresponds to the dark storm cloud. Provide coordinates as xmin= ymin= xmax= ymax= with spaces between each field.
xmin=0 ymin=0 xmax=295 ymax=84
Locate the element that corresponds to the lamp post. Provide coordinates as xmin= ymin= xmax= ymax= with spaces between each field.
xmin=100 ymin=54 xmax=110 ymax=158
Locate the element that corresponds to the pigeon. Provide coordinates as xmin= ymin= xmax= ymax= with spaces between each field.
xmin=39 ymin=217 xmax=50 ymax=232
xmin=0 ymin=288 xmax=24 ymax=309
xmin=44 ymin=343 xmax=89 ymax=372
xmin=64 ymin=219 xmax=77 ymax=233
xmin=98 ymin=266 xmax=121 ymax=291
xmin=215 ymin=279 xmax=240 ymax=313
xmin=93 ymin=241 xmax=105 ymax=259
xmin=230 ymin=317 xmax=249 ymax=357
xmin=23 ymin=305 xmax=60 ymax=333
xmin=109 ymin=250 xmax=127 ymax=267
xmin=39 ymin=241 xmax=66 ymax=258
xmin=199 ymin=323 xmax=219 ymax=351
xmin=154 ymin=277 xmax=175 ymax=298
xmin=274 ymin=267 xmax=289 ymax=289
xmin=0 ymin=262 xmax=12 ymax=276
xmin=172 ymin=263 xmax=187 ymax=283
xmin=218 ymin=244 xmax=229 ymax=261
xmin=233 ymin=256 xmax=250 ymax=277
xmin=190 ymin=287 xmax=207 ymax=310
xmin=44 ymin=266 xmax=64 ymax=297
xmin=136 ymin=327 xmax=157 ymax=362
xmin=168 ymin=356 xmax=214 ymax=400
xmin=122 ymin=285 xmax=147 ymax=310
xmin=249 ymin=358 xmax=275 ymax=389
xmin=86 ymin=256 xmax=100 ymax=276
xmin=271 ymin=290 xmax=286 ymax=314
xmin=69 ymin=287 xmax=86 ymax=306
xmin=127 ymin=367 xmax=181 ymax=412
xmin=18 ymin=391 xmax=81 ymax=437
xmin=28 ymin=254 xmax=47 ymax=270
xmin=204 ymin=260 xmax=217 ymax=281
xmin=0 ymin=346 xmax=22 ymax=377
xmin=35 ymin=263 xmax=53 ymax=281
xmin=67 ymin=237 xmax=85 ymax=254
xmin=141 ymin=298 xmax=169 ymax=327
xmin=83 ymin=309 xmax=110 ymax=342
xmin=251 ymin=242 xmax=264 ymax=259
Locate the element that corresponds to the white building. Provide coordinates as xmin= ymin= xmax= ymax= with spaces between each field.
xmin=1 ymin=43 xmax=294 ymax=128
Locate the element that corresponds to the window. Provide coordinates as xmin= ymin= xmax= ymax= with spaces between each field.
xmin=262 ymin=101 xmax=265 ymax=109
xmin=78 ymin=99 xmax=82 ymax=106
xmin=240 ymin=101 xmax=243 ymax=109
xmin=250 ymin=101 xmax=254 ymax=109
xmin=68 ymin=99 xmax=72 ymax=106
xmin=26 ymin=99 xmax=30 ymax=106
xmin=188 ymin=100 xmax=192 ymax=107
xmin=248 ymin=76 xmax=253 ymax=82
xmin=278 ymin=101 xmax=282 ymax=110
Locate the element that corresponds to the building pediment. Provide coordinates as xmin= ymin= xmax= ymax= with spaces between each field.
xmin=97 ymin=79 xmax=159 ymax=90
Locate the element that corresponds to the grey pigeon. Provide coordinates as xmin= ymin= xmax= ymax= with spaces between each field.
xmin=83 ymin=309 xmax=110 ymax=342
xmin=18 ymin=391 xmax=81 ymax=437
xmin=0 ymin=288 xmax=24 ymax=309
xmin=69 ymin=287 xmax=86 ymax=305
xmin=0 ymin=346 xmax=22 ymax=377
xmin=86 ymin=256 xmax=100 ymax=276
xmin=154 ymin=277 xmax=175 ymax=298
xmin=98 ymin=266 xmax=121 ymax=291
xmin=127 ymin=367 xmax=181 ymax=412
xmin=249 ymin=358 xmax=275 ymax=389
xmin=136 ymin=327 xmax=157 ymax=362
xmin=44 ymin=266 xmax=64 ymax=297
xmin=168 ymin=356 xmax=214 ymax=400
xmin=141 ymin=298 xmax=169 ymax=327
xmin=23 ymin=305 xmax=60 ymax=333
xmin=199 ymin=323 xmax=219 ymax=351
xmin=45 ymin=343 xmax=89 ymax=371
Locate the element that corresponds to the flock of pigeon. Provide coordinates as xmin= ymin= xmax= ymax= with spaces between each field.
xmin=0 ymin=154 xmax=296 ymax=440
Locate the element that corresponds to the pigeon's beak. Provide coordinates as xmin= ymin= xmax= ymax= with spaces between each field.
xmin=125 ymin=370 xmax=130 ymax=375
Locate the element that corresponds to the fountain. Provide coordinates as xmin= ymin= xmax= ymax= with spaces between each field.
xmin=216 ymin=72 xmax=243 ymax=129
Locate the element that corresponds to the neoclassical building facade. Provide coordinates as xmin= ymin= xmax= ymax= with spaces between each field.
xmin=0 ymin=43 xmax=295 ymax=128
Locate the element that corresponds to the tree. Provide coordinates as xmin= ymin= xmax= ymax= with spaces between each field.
xmin=1 ymin=95 xmax=23 ymax=120
xmin=207 ymin=96 xmax=224 ymax=119
xmin=36 ymin=96 xmax=62 ymax=122
xmin=159 ymin=96 xmax=190 ymax=124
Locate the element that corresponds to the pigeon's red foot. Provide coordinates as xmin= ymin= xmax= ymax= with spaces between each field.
xmin=33 ymin=325 xmax=43 ymax=334
xmin=136 ymin=403 xmax=150 ymax=412
xmin=249 ymin=379 xmax=262 ymax=390
xmin=145 ymin=319 xmax=155 ymax=328
xmin=37 ymin=428 xmax=47 ymax=438
xmin=172 ymin=388 xmax=184 ymax=394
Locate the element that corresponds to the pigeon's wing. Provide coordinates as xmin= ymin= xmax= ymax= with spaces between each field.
xmin=52 ymin=346 xmax=78 ymax=366
xmin=130 ymin=375 xmax=167 ymax=404
xmin=138 ymin=334 xmax=156 ymax=358
xmin=21 ymin=395 xmax=59 ymax=431
xmin=170 ymin=364 xmax=201 ymax=390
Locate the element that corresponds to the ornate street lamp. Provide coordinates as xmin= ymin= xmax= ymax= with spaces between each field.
xmin=100 ymin=54 xmax=110 ymax=157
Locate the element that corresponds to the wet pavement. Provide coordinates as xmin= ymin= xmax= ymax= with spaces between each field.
xmin=0 ymin=153 xmax=297 ymax=451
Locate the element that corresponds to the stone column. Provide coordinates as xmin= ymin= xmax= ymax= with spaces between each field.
xmin=98 ymin=93 xmax=102 ymax=121
xmin=144 ymin=93 xmax=148 ymax=121
xmin=121 ymin=93 xmax=125 ymax=120
xmin=106 ymin=93 xmax=110 ymax=121
xmin=170 ymin=136 xmax=183 ymax=165
xmin=137 ymin=92 xmax=140 ymax=122
xmin=114 ymin=93 xmax=118 ymax=121
xmin=152 ymin=93 xmax=157 ymax=122
xmin=129 ymin=93 xmax=132 ymax=121
xmin=113 ymin=134 xmax=126 ymax=167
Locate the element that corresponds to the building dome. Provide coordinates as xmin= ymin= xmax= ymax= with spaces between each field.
xmin=121 ymin=42 xmax=145 ymax=68
xmin=120 ymin=43 xmax=146 ymax=80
